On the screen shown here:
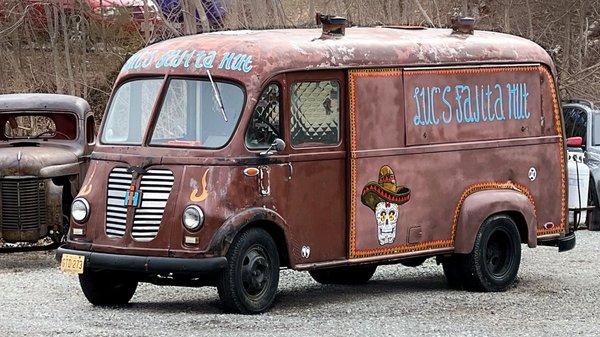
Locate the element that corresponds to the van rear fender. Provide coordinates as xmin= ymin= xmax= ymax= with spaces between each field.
xmin=454 ymin=189 xmax=537 ymax=254
xmin=206 ymin=207 xmax=290 ymax=266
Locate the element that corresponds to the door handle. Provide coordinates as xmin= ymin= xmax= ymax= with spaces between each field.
xmin=288 ymin=162 xmax=293 ymax=181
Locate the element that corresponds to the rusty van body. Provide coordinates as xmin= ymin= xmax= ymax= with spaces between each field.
xmin=0 ymin=94 xmax=95 ymax=246
xmin=57 ymin=20 xmax=575 ymax=314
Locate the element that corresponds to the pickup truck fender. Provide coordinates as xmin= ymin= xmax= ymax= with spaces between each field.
xmin=454 ymin=189 xmax=537 ymax=254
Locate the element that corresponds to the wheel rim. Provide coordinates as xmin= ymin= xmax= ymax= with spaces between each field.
xmin=241 ymin=245 xmax=271 ymax=299
xmin=483 ymin=228 xmax=514 ymax=278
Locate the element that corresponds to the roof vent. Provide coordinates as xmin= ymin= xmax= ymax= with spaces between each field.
xmin=316 ymin=13 xmax=347 ymax=39
xmin=451 ymin=16 xmax=476 ymax=35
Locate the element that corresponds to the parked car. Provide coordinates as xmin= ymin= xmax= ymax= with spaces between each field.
xmin=562 ymin=99 xmax=600 ymax=230
xmin=22 ymin=0 xmax=160 ymax=36
xmin=57 ymin=16 xmax=575 ymax=314
xmin=0 ymin=94 xmax=95 ymax=247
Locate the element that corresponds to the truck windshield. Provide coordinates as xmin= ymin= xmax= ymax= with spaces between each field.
xmin=149 ymin=79 xmax=244 ymax=148
xmin=2 ymin=113 xmax=77 ymax=140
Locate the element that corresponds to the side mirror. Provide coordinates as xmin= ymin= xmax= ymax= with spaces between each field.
xmin=567 ymin=136 xmax=583 ymax=148
xmin=260 ymin=138 xmax=286 ymax=157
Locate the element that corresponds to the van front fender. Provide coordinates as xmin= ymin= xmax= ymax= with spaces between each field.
xmin=454 ymin=189 xmax=537 ymax=254
xmin=206 ymin=207 xmax=288 ymax=256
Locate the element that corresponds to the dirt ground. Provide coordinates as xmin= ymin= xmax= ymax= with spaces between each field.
xmin=0 ymin=230 xmax=598 ymax=337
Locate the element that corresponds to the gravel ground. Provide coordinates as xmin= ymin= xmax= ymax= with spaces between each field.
xmin=0 ymin=231 xmax=598 ymax=337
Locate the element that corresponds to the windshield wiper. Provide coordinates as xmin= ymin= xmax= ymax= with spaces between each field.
xmin=206 ymin=69 xmax=228 ymax=123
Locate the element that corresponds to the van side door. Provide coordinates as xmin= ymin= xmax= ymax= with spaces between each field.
xmin=282 ymin=70 xmax=347 ymax=266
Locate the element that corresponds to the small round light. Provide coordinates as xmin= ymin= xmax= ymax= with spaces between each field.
xmin=71 ymin=198 xmax=90 ymax=223
xmin=183 ymin=205 xmax=204 ymax=231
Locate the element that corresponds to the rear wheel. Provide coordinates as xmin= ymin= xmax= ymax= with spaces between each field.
xmin=450 ymin=215 xmax=522 ymax=292
xmin=217 ymin=228 xmax=280 ymax=314
xmin=441 ymin=255 xmax=466 ymax=289
xmin=309 ymin=265 xmax=377 ymax=285
xmin=79 ymin=270 xmax=138 ymax=306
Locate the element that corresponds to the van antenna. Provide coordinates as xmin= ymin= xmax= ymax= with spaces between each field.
xmin=206 ymin=69 xmax=228 ymax=123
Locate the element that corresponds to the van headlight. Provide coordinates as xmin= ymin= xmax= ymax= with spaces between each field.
xmin=71 ymin=198 xmax=90 ymax=223
xmin=183 ymin=205 xmax=204 ymax=231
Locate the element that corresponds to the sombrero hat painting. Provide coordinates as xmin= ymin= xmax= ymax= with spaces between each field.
xmin=361 ymin=165 xmax=411 ymax=211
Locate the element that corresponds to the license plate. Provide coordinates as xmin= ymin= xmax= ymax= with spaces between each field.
xmin=60 ymin=254 xmax=85 ymax=274
xmin=124 ymin=190 xmax=142 ymax=207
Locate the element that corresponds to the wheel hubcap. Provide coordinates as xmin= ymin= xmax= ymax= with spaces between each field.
xmin=484 ymin=229 xmax=512 ymax=277
xmin=241 ymin=246 xmax=270 ymax=298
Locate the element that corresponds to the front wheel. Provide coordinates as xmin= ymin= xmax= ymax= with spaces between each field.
xmin=217 ymin=228 xmax=280 ymax=314
xmin=79 ymin=270 xmax=138 ymax=306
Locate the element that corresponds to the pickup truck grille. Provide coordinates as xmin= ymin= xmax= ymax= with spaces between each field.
xmin=105 ymin=167 xmax=131 ymax=238
xmin=132 ymin=169 xmax=174 ymax=242
xmin=0 ymin=179 xmax=46 ymax=232
xmin=105 ymin=167 xmax=174 ymax=241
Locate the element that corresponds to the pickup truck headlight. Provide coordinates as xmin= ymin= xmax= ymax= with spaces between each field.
xmin=71 ymin=198 xmax=90 ymax=224
xmin=183 ymin=205 xmax=204 ymax=231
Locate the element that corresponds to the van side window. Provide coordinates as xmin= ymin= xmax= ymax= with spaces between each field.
xmin=291 ymin=80 xmax=340 ymax=147
xmin=246 ymin=84 xmax=281 ymax=149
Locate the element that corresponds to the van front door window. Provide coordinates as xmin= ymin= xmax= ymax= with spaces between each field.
xmin=290 ymin=80 xmax=340 ymax=147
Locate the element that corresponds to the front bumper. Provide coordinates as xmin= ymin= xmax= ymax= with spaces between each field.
xmin=56 ymin=247 xmax=228 ymax=274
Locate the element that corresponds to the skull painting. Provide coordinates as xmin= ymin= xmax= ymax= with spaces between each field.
xmin=375 ymin=202 xmax=399 ymax=245
xmin=361 ymin=166 xmax=411 ymax=246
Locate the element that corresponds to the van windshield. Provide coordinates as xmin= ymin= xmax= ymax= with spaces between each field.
xmin=150 ymin=79 xmax=244 ymax=148
xmin=101 ymin=79 xmax=163 ymax=145
xmin=101 ymin=78 xmax=245 ymax=148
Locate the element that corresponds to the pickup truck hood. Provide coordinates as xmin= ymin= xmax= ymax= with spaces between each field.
xmin=0 ymin=146 xmax=80 ymax=178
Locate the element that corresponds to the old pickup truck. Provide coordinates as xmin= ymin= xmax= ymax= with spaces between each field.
xmin=0 ymin=94 xmax=95 ymax=248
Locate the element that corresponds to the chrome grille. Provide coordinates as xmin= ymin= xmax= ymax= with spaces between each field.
xmin=105 ymin=167 xmax=131 ymax=238
xmin=0 ymin=179 xmax=47 ymax=232
xmin=132 ymin=169 xmax=174 ymax=242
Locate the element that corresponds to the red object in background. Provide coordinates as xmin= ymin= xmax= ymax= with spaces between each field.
xmin=22 ymin=0 xmax=159 ymax=30
xmin=567 ymin=136 xmax=583 ymax=147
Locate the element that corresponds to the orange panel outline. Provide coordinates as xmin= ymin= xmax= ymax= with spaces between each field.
xmin=348 ymin=65 xmax=566 ymax=259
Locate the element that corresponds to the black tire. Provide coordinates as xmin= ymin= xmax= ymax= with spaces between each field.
xmin=588 ymin=178 xmax=600 ymax=231
xmin=441 ymin=255 xmax=467 ymax=289
xmin=309 ymin=265 xmax=377 ymax=285
xmin=400 ymin=257 xmax=428 ymax=268
xmin=462 ymin=215 xmax=522 ymax=292
xmin=79 ymin=270 xmax=138 ymax=306
xmin=217 ymin=228 xmax=280 ymax=314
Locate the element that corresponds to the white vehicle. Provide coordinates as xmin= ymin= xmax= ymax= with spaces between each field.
xmin=562 ymin=100 xmax=600 ymax=230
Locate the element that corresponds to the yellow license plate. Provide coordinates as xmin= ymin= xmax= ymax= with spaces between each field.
xmin=60 ymin=254 xmax=85 ymax=274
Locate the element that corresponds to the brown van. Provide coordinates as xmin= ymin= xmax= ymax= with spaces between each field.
xmin=57 ymin=17 xmax=575 ymax=314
